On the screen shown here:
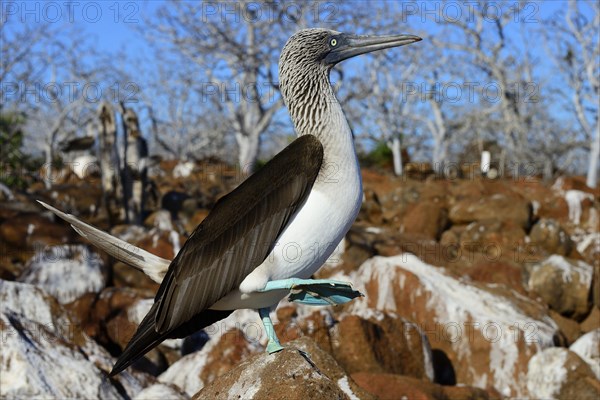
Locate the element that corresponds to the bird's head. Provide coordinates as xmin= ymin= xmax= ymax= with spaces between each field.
xmin=279 ymin=28 xmax=421 ymax=78
xmin=278 ymin=28 xmax=421 ymax=136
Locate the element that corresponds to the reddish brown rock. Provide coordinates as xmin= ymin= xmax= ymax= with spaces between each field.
xmin=465 ymin=261 xmax=526 ymax=295
xmin=199 ymin=328 xmax=259 ymax=386
xmin=352 ymin=373 xmax=444 ymax=400
xmin=529 ymin=218 xmax=573 ymax=256
xmin=527 ymin=255 xmax=593 ymax=320
xmin=331 ymin=314 xmax=431 ymax=380
xmin=351 ymin=254 xmax=559 ymax=397
xmin=526 ymin=348 xmax=598 ymax=399
xmin=580 ymin=307 xmax=600 ymax=333
xmin=401 ymin=200 xmax=449 ymax=240
xmin=549 ymin=310 xmax=582 ymax=346
xmin=351 ymin=372 xmax=492 ymax=400
xmin=65 ymin=287 xmax=141 ymax=348
xmin=112 ymin=261 xmax=159 ymax=295
xmin=449 ymin=194 xmax=531 ymax=228
xmin=134 ymin=230 xmax=182 ymax=261
xmin=0 ymin=212 xmax=73 ymax=253
xmin=184 ymin=208 xmax=210 ymax=234
xmin=192 ymin=337 xmax=373 ymax=400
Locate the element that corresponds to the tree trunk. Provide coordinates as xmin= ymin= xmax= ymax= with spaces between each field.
xmin=43 ymin=142 xmax=53 ymax=189
xmin=432 ymin=138 xmax=446 ymax=176
xmin=236 ymin=132 xmax=260 ymax=174
xmin=121 ymin=106 xmax=147 ymax=225
xmin=97 ymin=102 xmax=120 ymax=226
xmin=389 ymin=136 xmax=403 ymax=176
xmin=586 ymin=123 xmax=599 ymax=188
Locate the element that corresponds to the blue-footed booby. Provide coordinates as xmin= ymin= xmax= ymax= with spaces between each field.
xmin=38 ymin=28 xmax=421 ymax=375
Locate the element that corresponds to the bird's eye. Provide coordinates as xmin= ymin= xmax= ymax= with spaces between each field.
xmin=330 ymin=38 xmax=337 ymax=47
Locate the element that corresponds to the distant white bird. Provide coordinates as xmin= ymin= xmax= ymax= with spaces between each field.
xmin=40 ymin=28 xmax=421 ymax=376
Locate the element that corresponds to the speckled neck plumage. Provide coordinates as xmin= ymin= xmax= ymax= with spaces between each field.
xmin=278 ymin=31 xmax=355 ymax=169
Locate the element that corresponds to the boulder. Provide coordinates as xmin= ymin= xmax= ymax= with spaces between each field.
xmin=192 ymin=337 xmax=373 ymax=400
xmin=400 ymin=200 xmax=449 ymax=240
xmin=580 ymin=306 xmax=600 ymax=333
xmin=527 ymin=255 xmax=593 ymax=320
xmin=331 ymin=313 xmax=433 ymax=380
xmin=526 ymin=348 xmax=598 ymax=399
xmin=529 ymin=218 xmax=573 ymax=256
xmin=359 ymin=189 xmax=383 ymax=225
xmin=351 ymin=372 xmax=492 ymax=400
xmin=465 ymin=261 xmax=527 ymax=295
xmin=0 ymin=212 xmax=73 ymax=264
xmin=549 ymin=310 xmax=582 ymax=346
xmin=346 ymin=254 xmax=559 ymax=397
xmin=133 ymin=383 xmax=188 ymax=400
xmin=0 ymin=281 xmax=152 ymax=398
xmin=458 ymin=220 xmax=527 ymax=263
xmin=156 ymin=309 xmax=264 ymax=396
xmin=64 ymin=287 xmax=141 ymax=348
xmin=18 ymin=244 xmax=107 ymax=304
xmin=570 ymin=329 xmax=600 ymax=380
xmin=449 ymin=194 xmax=531 ymax=228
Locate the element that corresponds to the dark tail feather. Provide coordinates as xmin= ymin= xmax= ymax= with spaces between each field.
xmin=109 ymin=304 xmax=233 ymax=376
xmin=109 ymin=302 xmax=166 ymax=376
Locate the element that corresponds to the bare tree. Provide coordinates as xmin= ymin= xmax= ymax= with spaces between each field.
xmin=145 ymin=1 xmax=305 ymax=170
xmin=546 ymin=1 xmax=599 ymax=187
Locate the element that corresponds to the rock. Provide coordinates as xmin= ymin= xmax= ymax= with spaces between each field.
xmin=183 ymin=208 xmax=209 ymax=234
xmin=458 ymin=220 xmax=527 ymax=263
xmin=400 ymin=200 xmax=449 ymax=240
xmin=351 ymin=372 xmax=492 ymax=400
xmin=346 ymin=254 xmax=559 ymax=397
xmin=580 ymin=306 xmax=600 ymax=333
xmin=276 ymin=308 xmax=336 ymax=353
xmin=576 ymin=232 xmax=600 ymax=270
xmin=135 ymin=230 xmax=182 ymax=261
xmin=351 ymin=373 xmax=444 ymax=400
xmin=18 ymin=244 xmax=107 ymax=304
xmin=192 ymin=337 xmax=373 ymax=400
xmin=134 ymin=383 xmax=188 ymax=400
xmin=0 ymin=280 xmax=152 ymax=398
xmin=559 ymin=377 xmax=600 ymax=400
xmin=359 ymin=189 xmax=383 ymax=225
xmin=529 ymin=218 xmax=573 ymax=256
xmin=0 ymin=212 xmax=73 ymax=262
xmin=565 ymin=190 xmax=595 ymax=225
xmin=527 ymin=255 xmax=593 ymax=320
xmin=144 ymin=210 xmax=175 ymax=230
xmin=449 ymin=194 xmax=531 ymax=228
xmin=549 ymin=310 xmax=582 ymax=346
xmin=64 ymin=287 xmax=141 ymax=348
xmin=40 ymin=184 xmax=103 ymax=217
xmin=526 ymin=348 xmax=597 ymax=399
xmin=570 ymin=329 xmax=600 ymax=380
xmin=113 ymin=261 xmax=159 ymax=295
xmin=156 ymin=310 xmax=264 ymax=396
xmin=331 ymin=313 xmax=433 ymax=380
xmin=198 ymin=328 xmax=261 ymax=388
xmin=465 ymin=261 xmax=527 ymax=295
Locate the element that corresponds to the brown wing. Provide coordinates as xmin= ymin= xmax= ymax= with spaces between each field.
xmin=154 ymin=134 xmax=323 ymax=333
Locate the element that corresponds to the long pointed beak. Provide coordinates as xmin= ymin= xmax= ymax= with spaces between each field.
xmin=324 ymin=34 xmax=422 ymax=64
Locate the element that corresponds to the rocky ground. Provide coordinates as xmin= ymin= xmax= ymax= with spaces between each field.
xmin=0 ymin=161 xmax=599 ymax=399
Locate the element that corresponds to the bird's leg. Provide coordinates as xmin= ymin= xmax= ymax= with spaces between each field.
xmin=259 ymin=278 xmax=363 ymax=306
xmin=259 ymin=308 xmax=284 ymax=354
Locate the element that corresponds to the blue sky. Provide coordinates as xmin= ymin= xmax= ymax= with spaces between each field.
xmin=3 ymin=0 xmax=590 ymax=164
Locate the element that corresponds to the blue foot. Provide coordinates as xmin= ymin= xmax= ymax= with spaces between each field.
xmin=260 ymin=278 xmax=363 ymax=306
xmin=259 ymin=308 xmax=284 ymax=354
